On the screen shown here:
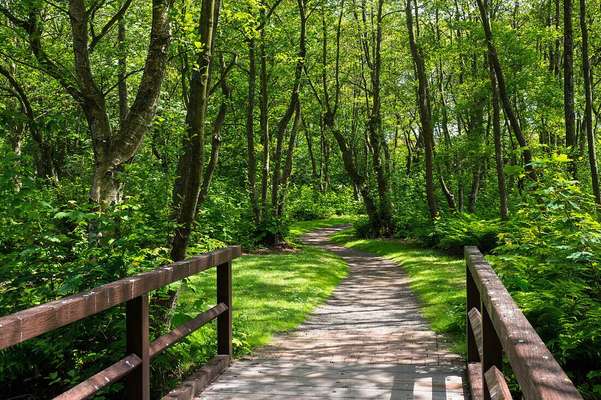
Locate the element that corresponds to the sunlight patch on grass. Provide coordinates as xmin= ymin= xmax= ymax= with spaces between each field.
xmin=171 ymin=245 xmax=347 ymax=371
xmin=332 ymin=229 xmax=467 ymax=355
xmin=287 ymin=215 xmax=360 ymax=241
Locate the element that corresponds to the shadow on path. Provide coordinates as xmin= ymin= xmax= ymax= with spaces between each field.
xmin=198 ymin=226 xmax=467 ymax=399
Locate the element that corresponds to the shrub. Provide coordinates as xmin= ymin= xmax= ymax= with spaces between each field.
xmin=287 ymin=185 xmax=361 ymax=221
xmin=432 ymin=213 xmax=501 ymax=254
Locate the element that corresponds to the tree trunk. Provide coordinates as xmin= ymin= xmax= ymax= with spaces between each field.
xmin=406 ymin=0 xmax=438 ymax=220
xmin=579 ymin=0 xmax=601 ymax=204
xmin=367 ymin=0 xmax=393 ymax=235
xmin=563 ymin=0 xmax=577 ymax=176
xmin=171 ymin=0 xmax=218 ymax=261
xmin=305 ymin=121 xmax=319 ymax=188
xmin=277 ymin=103 xmax=302 ymax=217
xmin=118 ymin=7 xmax=128 ymax=125
xmin=269 ymin=0 xmax=306 ymax=243
xmin=488 ymin=56 xmax=509 ymax=219
xmin=438 ymin=172 xmax=457 ymax=210
xmin=476 ymin=0 xmax=535 ymax=180
xmin=246 ymin=39 xmax=261 ymax=224
xmin=0 ymin=64 xmax=57 ymax=181
xmin=468 ymin=162 xmax=482 ymax=213
xmin=259 ymin=13 xmax=271 ymax=221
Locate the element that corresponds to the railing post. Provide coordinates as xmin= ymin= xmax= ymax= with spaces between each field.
xmin=466 ymin=262 xmax=481 ymax=364
xmin=217 ymin=261 xmax=232 ymax=356
xmin=126 ymin=294 xmax=150 ymax=400
xmin=482 ymin=304 xmax=503 ymax=400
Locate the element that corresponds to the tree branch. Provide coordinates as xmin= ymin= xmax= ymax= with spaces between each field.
xmin=88 ymin=0 xmax=133 ymax=52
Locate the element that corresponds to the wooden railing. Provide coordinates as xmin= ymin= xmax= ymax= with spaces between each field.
xmin=0 ymin=246 xmax=242 ymax=400
xmin=465 ymin=246 xmax=582 ymax=400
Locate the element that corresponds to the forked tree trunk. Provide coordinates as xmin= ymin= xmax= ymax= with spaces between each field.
xmin=270 ymin=0 xmax=306 ymax=234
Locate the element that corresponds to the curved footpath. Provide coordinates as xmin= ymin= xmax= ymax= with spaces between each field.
xmin=197 ymin=226 xmax=467 ymax=399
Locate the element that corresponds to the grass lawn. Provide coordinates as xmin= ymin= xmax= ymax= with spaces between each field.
xmin=331 ymin=228 xmax=467 ymax=355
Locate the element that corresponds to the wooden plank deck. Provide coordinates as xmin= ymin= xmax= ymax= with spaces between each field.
xmin=196 ymin=226 xmax=467 ymax=399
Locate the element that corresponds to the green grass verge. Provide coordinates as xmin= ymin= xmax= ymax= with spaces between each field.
xmin=287 ymin=215 xmax=360 ymax=241
xmin=331 ymin=228 xmax=467 ymax=355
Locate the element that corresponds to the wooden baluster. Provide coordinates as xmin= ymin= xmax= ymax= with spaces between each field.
xmin=126 ymin=294 xmax=150 ymax=400
xmin=482 ymin=304 xmax=503 ymax=400
xmin=217 ymin=261 xmax=232 ymax=356
xmin=466 ymin=264 xmax=481 ymax=364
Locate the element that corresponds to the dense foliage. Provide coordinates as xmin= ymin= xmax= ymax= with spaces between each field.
xmin=1 ymin=0 xmax=601 ymax=398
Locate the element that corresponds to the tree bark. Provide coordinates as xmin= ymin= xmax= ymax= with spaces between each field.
xmin=488 ymin=56 xmax=509 ymax=219
xmin=406 ymin=0 xmax=438 ymax=220
xmin=368 ymin=0 xmax=393 ymax=234
xmin=171 ymin=0 xmax=218 ymax=261
xmin=0 ymin=64 xmax=56 ymax=180
xmin=563 ymin=0 xmax=576 ymax=172
xmin=476 ymin=0 xmax=535 ymax=180
xmin=117 ymin=4 xmax=128 ymax=125
xmin=246 ymin=39 xmax=261 ymax=224
xmin=270 ymin=0 xmax=306 ymax=231
xmin=579 ymin=0 xmax=601 ymax=204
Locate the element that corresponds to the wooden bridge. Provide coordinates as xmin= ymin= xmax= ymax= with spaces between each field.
xmin=0 ymin=227 xmax=583 ymax=400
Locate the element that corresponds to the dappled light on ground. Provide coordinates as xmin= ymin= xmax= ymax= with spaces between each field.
xmin=196 ymin=226 xmax=466 ymax=399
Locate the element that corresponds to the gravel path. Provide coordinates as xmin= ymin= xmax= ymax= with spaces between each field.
xmin=197 ymin=226 xmax=466 ymax=399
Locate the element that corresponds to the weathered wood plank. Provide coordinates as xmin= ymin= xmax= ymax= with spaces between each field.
xmin=126 ymin=294 xmax=150 ymax=400
xmin=0 ymin=246 xmax=241 ymax=350
xmin=52 ymin=354 xmax=141 ymax=400
xmin=467 ymin=261 xmax=481 ymax=364
xmin=485 ymin=366 xmax=513 ymax=400
xmin=465 ymin=246 xmax=582 ymax=400
xmin=162 ymin=355 xmax=231 ymax=400
xmin=200 ymin=384 xmax=466 ymax=399
xmin=216 ymin=262 xmax=232 ymax=356
xmin=468 ymin=362 xmax=484 ymax=400
xmin=468 ymin=307 xmax=483 ymax=361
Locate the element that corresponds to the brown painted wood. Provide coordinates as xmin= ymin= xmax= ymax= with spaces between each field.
xmin=150 ymin=303 xmax=228 ymax=358
xmin=161 ymin=355 xmax=231 ymax=400
xmin=485 ymin=366 xmax=513 ymax=400
xmin=468 ymin=362 xmax=484 ymax=400
xmin=482 ymin=305 xmax=503 ymax=400
xmin=126 ymin=294 xmax=150 ymax=400
xmin=0 ymin=246 xmax=241 ymax=350
xmin=53 ymin=354 xmax=142 ymax=400
xmin=465 ymin=246 xmax=583 ymax=400
xmin=466 ymin=251 xmax=482 ymax=364
xmin=217 ymin=262 xmax=233 ymax=356
xmin=468 ymin=307 xmax=483 ymax=361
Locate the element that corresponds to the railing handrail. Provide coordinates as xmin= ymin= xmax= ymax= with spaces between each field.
xmin=465 ymin=246 xmax=582 ymax=400
xmin=0 ymin=245 xmax=240 ymax=349
xmin=0 ymin=245 xmax=242 ymax=400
